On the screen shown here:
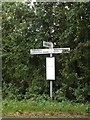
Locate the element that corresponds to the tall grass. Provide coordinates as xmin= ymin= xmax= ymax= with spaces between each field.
xmin=2 ymin=99 xmax=89 ymax=116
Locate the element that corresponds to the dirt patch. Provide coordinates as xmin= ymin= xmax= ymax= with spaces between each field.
xmin=3 ymin=111 xmax=89 ymax=118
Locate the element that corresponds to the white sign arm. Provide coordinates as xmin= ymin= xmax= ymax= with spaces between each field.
xmin=30 ymin=48 xmax=70 ymax=55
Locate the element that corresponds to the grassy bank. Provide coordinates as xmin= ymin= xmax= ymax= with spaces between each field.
xmin=2 ymin=99 xmax=89 ymax=117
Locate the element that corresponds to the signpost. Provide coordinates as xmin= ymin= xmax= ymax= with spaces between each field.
xmin=30 ymin=41 xmax=70 ymax=100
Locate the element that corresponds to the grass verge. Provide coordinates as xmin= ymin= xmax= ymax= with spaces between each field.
xmin=2 ymin=98 xmax=90 ymax=117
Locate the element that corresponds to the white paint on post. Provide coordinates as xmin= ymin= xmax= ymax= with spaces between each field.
xmin=50 ymin=81 xmax=52 ymax=100
xmin=50 ymin=53 xmax=53 ymax=100
xmin=50 ymin=53 xmax=52 ymax=57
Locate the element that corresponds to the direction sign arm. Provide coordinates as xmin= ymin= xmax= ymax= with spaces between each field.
xmin=62 ymin=48 xmax=70 ymax=52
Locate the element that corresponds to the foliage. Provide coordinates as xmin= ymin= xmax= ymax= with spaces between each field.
xmin=2 ymin=2 xmax=90 ymax=102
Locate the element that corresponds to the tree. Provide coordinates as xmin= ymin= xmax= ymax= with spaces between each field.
xmin=2 ymin=2 xmax=90 ymax=102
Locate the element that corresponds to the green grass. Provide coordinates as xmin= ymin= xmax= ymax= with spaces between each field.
xmin=2 ymin=99 xmax=90 ymax=116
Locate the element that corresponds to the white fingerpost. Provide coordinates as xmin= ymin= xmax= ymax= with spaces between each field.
xmin=30 ymin=41 xmax=70 ymax=100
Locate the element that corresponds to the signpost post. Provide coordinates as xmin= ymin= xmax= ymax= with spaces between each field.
xmin=30 ymin=41 xmax=70 ymax=100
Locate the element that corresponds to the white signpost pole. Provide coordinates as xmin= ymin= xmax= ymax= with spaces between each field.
xmin=50 ymin=80 xmax=52 ymax=100
xmin=50 ymin=45 xmax=53 ymax=100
